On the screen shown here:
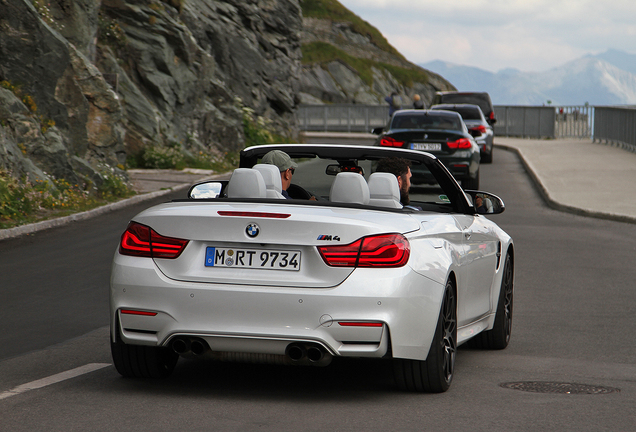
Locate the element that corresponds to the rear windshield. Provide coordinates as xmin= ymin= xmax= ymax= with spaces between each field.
xmin=391 ymin=114 xmax=462 ymax=131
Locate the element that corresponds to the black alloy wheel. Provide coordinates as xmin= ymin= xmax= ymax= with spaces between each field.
xmin=393 ymin=280 xmax=457 ymax=393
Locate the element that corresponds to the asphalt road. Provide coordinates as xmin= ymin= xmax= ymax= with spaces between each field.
xmin=0 ymin=189 xmax=190 ymax=361
xmin=1 ymin=147 xmax=636 ymax=431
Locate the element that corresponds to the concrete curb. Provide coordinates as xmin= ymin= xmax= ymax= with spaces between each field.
xmin=496 ymin=143 xmax=636 ymax=225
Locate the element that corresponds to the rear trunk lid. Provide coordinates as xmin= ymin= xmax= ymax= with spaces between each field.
xmin=132 ymin=201 xmax=421 ymax=288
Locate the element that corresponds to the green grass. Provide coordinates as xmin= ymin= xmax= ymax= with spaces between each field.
xmin=300 ymin=1 xmax=435 ymax=89
xmin=301 ymin=42 xmax=430 ymax=88
xmin=0 ymin=169 xmax=136 ymax=229
xmin=301 ymin=0 xmax=404 ymax=59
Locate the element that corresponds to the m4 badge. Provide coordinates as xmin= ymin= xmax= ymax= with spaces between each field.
xmin=317 ymin=235 xmax=340 ymax=241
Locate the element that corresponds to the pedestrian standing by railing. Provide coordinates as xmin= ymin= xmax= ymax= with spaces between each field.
xmin=413 ymin=94 xmax=424 ymax=109
xmin=385 ymin=91 xmax=402 ymax=118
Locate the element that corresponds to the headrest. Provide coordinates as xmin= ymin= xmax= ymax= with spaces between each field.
xmin=330 ymin=172 xmax=370 ymax=205
xmin=252 ymin=164 xmax=284 ymax=198
xmin=368 ymin=172 xmax=402 ymax=208
xmin=226 ymin=168 xmax=267 ymax=198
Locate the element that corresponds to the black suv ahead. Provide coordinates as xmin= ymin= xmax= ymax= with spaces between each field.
xmin=432 ymin=92 xmax=497 ymax=126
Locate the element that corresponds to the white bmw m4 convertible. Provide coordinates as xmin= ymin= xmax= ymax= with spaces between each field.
xmin=110 ymin=144 xmax=514 ymax=393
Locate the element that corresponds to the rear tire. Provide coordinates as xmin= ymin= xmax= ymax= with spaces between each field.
xmin=111 ymin=331 xmax=178 ymax=378
xmin=481 ymin=148 xmax=493 ymax=164
xmin=393 ymin=280 xmax=457 ymax=393
xmin=468 ymin=252 xmax=514 ymax=349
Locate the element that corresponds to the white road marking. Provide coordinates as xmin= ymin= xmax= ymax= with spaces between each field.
xmin=0 ymin=363 xmax=111 ymax=401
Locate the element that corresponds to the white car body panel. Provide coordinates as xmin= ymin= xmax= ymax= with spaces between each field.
xmin=111 ymin=203 xmax=511 ymax=361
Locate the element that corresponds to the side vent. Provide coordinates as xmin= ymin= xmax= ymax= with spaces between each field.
xmin=496 ymin=242 xmax=502 ymax=269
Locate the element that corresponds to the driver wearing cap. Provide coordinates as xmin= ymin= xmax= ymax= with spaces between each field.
xmin=262 ymin=150 xmax=298 ymax=199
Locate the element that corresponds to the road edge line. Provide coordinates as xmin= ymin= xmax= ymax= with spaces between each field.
xmin=0 ymin=363 xmax=111 ymax=401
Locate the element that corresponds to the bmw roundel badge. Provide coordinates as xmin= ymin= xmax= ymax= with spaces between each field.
xmin=246 ymin=223 xmax=260 ymax=238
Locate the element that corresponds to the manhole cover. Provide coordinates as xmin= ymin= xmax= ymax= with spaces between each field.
xmin=500 ymin=381 xmax=620 ymax=395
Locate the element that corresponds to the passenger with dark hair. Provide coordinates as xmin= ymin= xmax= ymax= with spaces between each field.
xmin=375 ymin=157 xmax=416 ymax=207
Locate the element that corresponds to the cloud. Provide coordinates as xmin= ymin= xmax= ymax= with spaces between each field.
xmin=338 ymin=0 xmax=636 ymax=72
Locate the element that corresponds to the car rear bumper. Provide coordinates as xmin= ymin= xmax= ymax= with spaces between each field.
xmin=110 ymin=254 xmax=445 ymax=362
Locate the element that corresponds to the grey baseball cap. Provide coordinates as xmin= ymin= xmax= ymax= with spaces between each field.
xmin=261 ymin=150 xmax=298 ymax=172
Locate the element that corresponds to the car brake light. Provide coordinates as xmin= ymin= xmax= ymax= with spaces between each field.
xmin=470 ymin=125 xmax=487 ymax=134
xmin=447 ymin=138 xmax=472 ymax=149
xmin=379 ymin=136 xmax=404 ymax=147
xmin=119 ymin=222 xmax=189 ymax=259
xmin=318 ymin=233 xmax=410 ymax=268
xmin=217 ymin=211 xmax=290 ymax=218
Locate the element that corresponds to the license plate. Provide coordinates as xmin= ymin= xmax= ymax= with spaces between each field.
xmin=205 ymin=247 xmax=301 ymax=271
xmin=411 ymin=143 xmax=441 ymax=151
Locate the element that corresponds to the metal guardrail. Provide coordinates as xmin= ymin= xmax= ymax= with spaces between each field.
xmin=555 ymin=106 xmax=594 ymax=138
xmin=298 ymin=104 xmax=636 ymax=143
xmin=493 ymin=106 xmax=556 ymax=138
xmin=297 ymin=105 xmax=389 ymax=133
xmin=593 ymin=106 xmax=636 ymax=153
xmin=493 ymin=105 xmax=594 ymax=139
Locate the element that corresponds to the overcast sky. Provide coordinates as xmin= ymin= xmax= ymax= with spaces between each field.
xmin=338 ymin=0 xmax=636 ymax=72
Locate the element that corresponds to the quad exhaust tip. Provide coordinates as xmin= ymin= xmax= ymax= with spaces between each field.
xmin=285 ymin=343 xmax=332 ymax=366
xmin=170 ymin=338 xmax=332 ymax=366
xmin=171 ymin=337 xmax=209 ymax=356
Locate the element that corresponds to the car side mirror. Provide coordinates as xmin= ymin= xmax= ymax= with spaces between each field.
xmin=371 ymin=127 xmax=384 ymax=135
xmin=464 ymin=190 xmax=505 ymax=215
xmin=189 ymin=181 xmax=224 ymax=199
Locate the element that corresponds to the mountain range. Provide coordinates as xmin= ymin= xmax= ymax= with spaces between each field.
xmin=421 ymin=49 xmax=636 ymax=106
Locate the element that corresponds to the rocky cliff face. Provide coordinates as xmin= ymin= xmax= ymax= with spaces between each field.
xmin=0 ymin=0 xmax=453 ymax=186
xmin=1 ymin=0 xmax=302 ymax=184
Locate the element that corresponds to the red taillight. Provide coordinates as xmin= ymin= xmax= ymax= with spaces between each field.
xmin=119 ymin=222 xmax=189 ymax=259
xmin=447 ymin=138 xmax=472 ymax=149
xmin=489 ymin=112 xmax=495 ymax=121
xmin=318 ymin=238 xmax=362 ymax=267
xmin=470 ymin=125 xmax=487 ymax=134
xmin=318 ymin=233 xmax=410 ymax=268
xmin=380 ymin=136 xmax=405 ymax=147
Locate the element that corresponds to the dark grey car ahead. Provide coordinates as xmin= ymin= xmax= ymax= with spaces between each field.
xmin=373 ymin=109 xmax=481 ymax=189
xmin=431 ymin=104 xmax=494 ymax=163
